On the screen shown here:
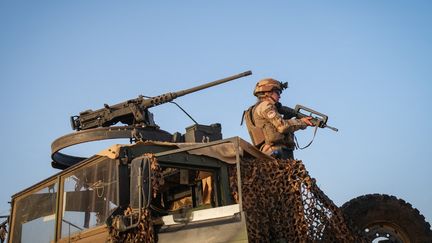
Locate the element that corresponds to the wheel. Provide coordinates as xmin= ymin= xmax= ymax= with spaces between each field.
xmin=341 ymin=194 xmax=432 ymax=243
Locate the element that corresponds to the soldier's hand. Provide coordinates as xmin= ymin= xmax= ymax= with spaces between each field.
xmin=301 ymin=117 xmax=314 ymax=126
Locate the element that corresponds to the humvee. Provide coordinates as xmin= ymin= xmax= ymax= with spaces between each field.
xmin=5 ymin=71 xmax=432 ymax=242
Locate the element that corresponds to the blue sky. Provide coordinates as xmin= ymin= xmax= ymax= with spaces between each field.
xmin=1 ymin=1 xmax=431 ymax=226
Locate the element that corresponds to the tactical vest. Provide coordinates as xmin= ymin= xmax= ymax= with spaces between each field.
xmin=244 ymin=102 xmax=291 ymax=148
xmin=244 ymin=104 xmax=265 ymax=147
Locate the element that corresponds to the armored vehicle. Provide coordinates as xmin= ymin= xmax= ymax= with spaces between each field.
xmin=5 ymin=71 xmax=432 ymax=243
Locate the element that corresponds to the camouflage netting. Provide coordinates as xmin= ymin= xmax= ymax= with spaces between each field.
xmin=109 ymin=154 xmax=163 ymax=243
xmin=229 ymin=158 xmax=366 ymax=243
xmin=108 ymin=207 xmax=156 ymax=243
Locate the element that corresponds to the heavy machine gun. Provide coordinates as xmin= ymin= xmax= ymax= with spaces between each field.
xmin=70 ymin=71 xmax=252 ymax=131
xmin=52 ymin=71 xmax=252 ymax=169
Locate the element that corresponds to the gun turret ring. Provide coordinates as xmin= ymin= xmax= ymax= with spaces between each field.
xmin=51 ymin=126 xmax=172 ymax=169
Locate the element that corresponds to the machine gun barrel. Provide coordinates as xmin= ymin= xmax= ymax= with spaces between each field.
xmin=71 ymin=70 xmax=252 ymax=131
xmin=140 ymin=70 xmax=252 ymax=108
xmin=176 ymin=70 xmax=252 ymax=98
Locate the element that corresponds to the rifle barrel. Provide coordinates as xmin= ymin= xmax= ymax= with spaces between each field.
xmin=325 ymin=124 xmax=339 ymax=132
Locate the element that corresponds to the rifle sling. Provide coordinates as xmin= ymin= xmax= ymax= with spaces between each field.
xmin=295 ymin=125 xmax=319 ymax=150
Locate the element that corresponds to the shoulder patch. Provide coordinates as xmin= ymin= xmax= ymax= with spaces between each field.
xmin=267 ymin=110 xmax=277 ymax=119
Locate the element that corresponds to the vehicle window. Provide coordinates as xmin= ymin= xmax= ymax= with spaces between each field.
xmin=61 ymin=158 xmax=118 ymax=238
xmin=11 ymin=181 xmax=57 ymax=243
xmin=146 ymin=168 xmax=217 ymax=215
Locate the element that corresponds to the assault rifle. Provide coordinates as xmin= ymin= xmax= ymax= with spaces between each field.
xmin=70 ymin=71 xmax=252 ymax=131
xmin=277 ymin=104 xmax=338 ymax=132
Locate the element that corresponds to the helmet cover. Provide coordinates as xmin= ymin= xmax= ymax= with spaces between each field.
xmin=253 ymin=78 xmax=288 ymax=97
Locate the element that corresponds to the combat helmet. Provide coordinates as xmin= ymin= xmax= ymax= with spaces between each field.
xmin=253 ymin=78 xmax=288 ymax=97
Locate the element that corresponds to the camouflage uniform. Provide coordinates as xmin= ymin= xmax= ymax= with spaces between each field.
xmin=244 ymin=78 xmax=309 ymax=159
xmin=245 ymin=100 xmax=308 ymax=159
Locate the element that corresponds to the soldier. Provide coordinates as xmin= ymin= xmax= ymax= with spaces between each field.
xmin=243 ymin=78 xmax=314 ymax=159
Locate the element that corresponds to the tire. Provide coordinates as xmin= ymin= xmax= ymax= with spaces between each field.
xmin=341 ymin=194 xmax=432 ymax=243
